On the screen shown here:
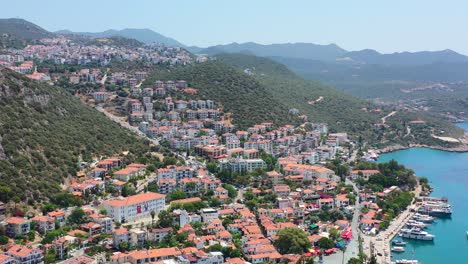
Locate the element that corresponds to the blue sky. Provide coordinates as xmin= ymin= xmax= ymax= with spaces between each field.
xmin=2 ymin=0 xmax=468 ymax=54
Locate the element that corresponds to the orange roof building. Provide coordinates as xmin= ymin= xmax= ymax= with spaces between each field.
xmin=104 ymin=192 xmax=165 ymax=223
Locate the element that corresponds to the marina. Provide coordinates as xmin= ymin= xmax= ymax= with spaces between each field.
xmin=379 ymin=139 xmax=468 ymax=264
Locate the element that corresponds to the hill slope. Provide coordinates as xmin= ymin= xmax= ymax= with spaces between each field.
xmin=146 ymin=55 xmax=385 ymax=141
xmin=189 ymin=42 xmax=347 ymax=61
xmin=0 ymin=18 xmax=54 ymax=40
xmin=56 ymin=28 xmax=184 ymax=47
xmin=0 ymin=68 xmax=148 ymax=202
xmin=212 ymin=54 xmax=464 ymax=146
xmin=146 ymin=62 xmax=294 ymax=129
xmin=190 ymin=42 xmax=468 ymax=65
xmin=214 ymin=54 xmax=381 ymax=138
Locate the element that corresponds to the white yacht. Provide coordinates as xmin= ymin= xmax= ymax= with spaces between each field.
xmin=399 ymin=228 xmax=435 ymax=241
xmin=406 ymin=220 xmax=428 ymax=229
xmin=413 ymin=213 xmax=435 ymax=223
xmin=392 ymin=260 xmax=420 ymax=264
xmin=391 ymin=246 xmax=405 ymax=252
xmin=418 ymin=201 xmax=452 ymax=216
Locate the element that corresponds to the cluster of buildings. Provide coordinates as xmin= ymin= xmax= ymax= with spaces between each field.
xmin=3 ymin=36 xmax=196 ymax=67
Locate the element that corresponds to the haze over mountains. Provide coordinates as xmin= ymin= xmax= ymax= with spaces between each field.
xmin=3 ymin=18 xmax=467 ymax=66
xmin=55 ymin=28 xmax=184 ymax=47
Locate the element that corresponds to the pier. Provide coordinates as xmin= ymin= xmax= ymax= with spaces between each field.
xmin=361 ymin=185 xmax=423 ymax=264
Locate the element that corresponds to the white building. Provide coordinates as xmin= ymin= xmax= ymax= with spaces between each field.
xmin=200 ymin=208 xmax=219 ymax=223
xmin=218 ymin=158 xmax=266 ymax=173
xmin=104 ymin=192 xmax=166 ymax=223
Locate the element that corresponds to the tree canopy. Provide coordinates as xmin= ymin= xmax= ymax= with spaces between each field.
xmin=274 ymin=227 xmax=311 ymax=254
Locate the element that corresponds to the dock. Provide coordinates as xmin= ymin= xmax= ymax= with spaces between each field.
xmin=361 ymin=185 xmax=423 ymax=264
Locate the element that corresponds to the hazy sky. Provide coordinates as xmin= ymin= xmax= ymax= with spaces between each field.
xmin=2 ymin=0 xmax=468 ymax=54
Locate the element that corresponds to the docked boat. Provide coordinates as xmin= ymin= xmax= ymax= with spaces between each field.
xmin=406 ymin=220 xmax=428 ymax=229
xmin=392 ymin=260 xmax=420 ymax=264
xmin=466 ymin=231 xmax=468 ymax=238
xmin=392 ymin=239 xmax=407 ymax=246
xmin=399 ymin=228 xmax=435 ymax=241
xmin=391 ymin=246 xmax=405 ymax=252
xmin=418 ymin=201 xmax=452 ymax=216
xmin=413 ymin=213 xmax=435 ymax=223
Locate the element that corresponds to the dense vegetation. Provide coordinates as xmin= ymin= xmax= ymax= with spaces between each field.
xmin=84 ymin=36 xmax=144 ymax=49
xmin=274 ymin=227 xmax=311 ymax=254
xmin=0 ymin=18 xmax=54 ymax=40
xmin=355 ymin=160 xmax=418 ymax=191
xmin=217 ymin=54 xmax=465 ymax=145
xmin=145 ymin=61 xmax=295 ymax=129
xmin=0 ymin=68 xmax=149 ymax=201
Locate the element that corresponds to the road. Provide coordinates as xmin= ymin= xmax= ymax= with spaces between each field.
xmin=322 ymin=179 xmax=360 ymax=264
xmin=95 ymin=106 xmax=159 ymax=146
xmin=343 ymin=179 xmax=361 ymax=262
xmin=361 ymin=184 xmax=422 ymax=264
xmin=381 ymin=111 xmax=397 ymax=124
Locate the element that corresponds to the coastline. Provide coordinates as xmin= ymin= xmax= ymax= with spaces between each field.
xmin=374 ymin=142 xmax=468 ymax=154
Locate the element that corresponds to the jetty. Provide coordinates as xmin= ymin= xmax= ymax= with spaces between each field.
xmin=361 ymin=185 xmax=423 ymax=264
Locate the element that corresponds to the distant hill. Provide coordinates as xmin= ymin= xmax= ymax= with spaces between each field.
xmin=209 ymin=54 xmax=464 ymax=146
xmin=84 ymin=36 xmax=144 ymax=48
xmin=0 ymin=68 xmax=149 ymax=201
xmin=342 ymin=49 xmax=468 ymax=65
xmin=56 ymin=28 xmax=184 ymax=47
xmin=188 ymin=42 xmax=347 ymax=61
xmin=146 ymin=54 xmax=397 ymax=143
xmin=190 ymin=41 xmax=468 ymax=66
xmin=0 ymin=18 xmax=54 ymax=40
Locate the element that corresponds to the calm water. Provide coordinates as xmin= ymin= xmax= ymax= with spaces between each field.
xmin=379 ymin=121 xmax=468 ymax=264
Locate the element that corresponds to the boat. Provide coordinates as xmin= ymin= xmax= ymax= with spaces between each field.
xmin=391 ymin=246 xmax=405 ymax=252
xmin=392 ymin=239 xmax=407 ymax=246
xmin=466 ymin=231 xmax=468 ymax=238
xmin=413 ymin=213 xmax=435 ymax=223
xmin=406 ymin=220 xmax=428 ymax=229
xmin=399 ymin=228 xmax=435 ymax=241
xmin=418 ymin=201 xmax=452 ymax=217
xmin=392 ymin=260 xmax=420 ymax=264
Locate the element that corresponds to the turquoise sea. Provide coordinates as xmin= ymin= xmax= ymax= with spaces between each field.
xmin=379 ymin=121 xmax=468 ymax=264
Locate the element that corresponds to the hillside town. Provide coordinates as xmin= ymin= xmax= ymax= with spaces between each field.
xmin=0 ymin=35 xmax=427 ymax=264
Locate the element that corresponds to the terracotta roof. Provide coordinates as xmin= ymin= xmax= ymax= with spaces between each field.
xmin=6 ymin=245 xmax=41 ymax=258
xmin=6 ymin=217 xmax=27 ymax=225
xmin=104 ymin=192 xmax=165 ymax=207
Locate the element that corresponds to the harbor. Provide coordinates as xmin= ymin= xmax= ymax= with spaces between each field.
xmin=361 ymin=186 xmax=452 ymax=264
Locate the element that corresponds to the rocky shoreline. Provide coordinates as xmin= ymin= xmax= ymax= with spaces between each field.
xmin=375 ymin=142 xmax=468 ymax=154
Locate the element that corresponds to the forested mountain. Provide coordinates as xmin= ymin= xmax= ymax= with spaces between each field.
xmin=190 ymin=42 xmax=468 ymax=65
xmin=214 ymin=54 xmax=380 ymax=139
xmin=343 ymin=49 xmax=468 ymax=66
xmin=0 ymin=18 xmax=54 ymax=40
xmin=146 ymin=62 xmax=294 ymax=129
xmin=0 ymin=68 xmax=149 ymax=202
xmin=189 ymin=42 xmax=347 ymax=61
xmin=149 ymin=53 xmax=463 ymax=147
xmin=56 ymin=28 xmax=184 ymax=47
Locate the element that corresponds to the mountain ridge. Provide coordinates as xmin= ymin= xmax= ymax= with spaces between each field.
xmin=190 ymin=42 xmax=468 ymax=66
xmin=0 ymin=18 xmax=54 ymax=40
xmin=55 ymin=28 xmax=185 ymax=47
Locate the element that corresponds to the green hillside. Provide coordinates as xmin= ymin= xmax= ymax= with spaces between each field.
xmin=146 ymin=62 xmax=294 ymax=129
xmin=143 ymin=54 xmax=464 ymax=148
xmin=0 ymin=18 xmax=54 ymax=40
xmin=215 ymin=54 xmax=382 ymax=138
xmin=0 ymin=68 xmax=149 ymax=202
xmin=84 ymin=36 xmax=144 ymax=48
xmin=216 ymin=54 xmax=465 ymax=144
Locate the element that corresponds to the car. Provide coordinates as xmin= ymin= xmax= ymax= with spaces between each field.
xmin=377 ymin=253 xmax=383 ymax=256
